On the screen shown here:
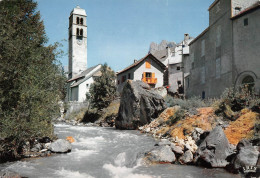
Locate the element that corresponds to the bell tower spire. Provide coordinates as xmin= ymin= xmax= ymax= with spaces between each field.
xmin=68 ymin=6 xmax=87 ymax=79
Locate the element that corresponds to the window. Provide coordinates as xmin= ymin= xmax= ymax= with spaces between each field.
xmin=118 ymin=80 xmax=120 ymax=85
xmin=76 ymin=28 xmax=79 ymax=36
xmin=216 ymin=58 xmax=221 ymax=79
xmin=177 ymin=66 xmax=181 ymax=70
xmin=191 ymin=53 xmax=194 ymax=69
xmin=177 ymin=80 xmax=181 ymax=85
xmin=145 ymin=61 xmax=151 ymax=68
xmin=201 ymin=66 xmax=205 ymax=84
xmin=244 ymin=18 xmax=248 ymax=26
xmin=242 ymin=75 xmax=254 ymax=92
xmin=201 ymin=40 xmax=205 ymax=57
xmin=76 ymin=17 xmax=80 ymax=24
xmin=80 ymin=29 xmax=83 ymax=36
xmin=80 ymin=18 xmax=83 ymax=25
xmin=121 ymin=75 xmax=126 ymax=83
xmin=145 ymin=72 xmax=151 ymax=78
xmin=202 ymin=91 xmax=206 ymax=99
xmin=86 ymin=84 xmax=89 ymax=87
xmin=128 ymin=73 xmax=131 ymax=79
xmin=216 ymin=26 xmax=221 ymax=47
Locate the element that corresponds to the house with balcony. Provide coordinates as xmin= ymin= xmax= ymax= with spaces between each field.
xmin=116 ymin=53 xmax=166 ymax=92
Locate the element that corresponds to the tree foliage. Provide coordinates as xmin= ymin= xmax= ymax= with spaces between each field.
xmin=89 ymin=64 xmax=117 ymax=111
xmin=0 ymin=0 xmax=66 ymax=142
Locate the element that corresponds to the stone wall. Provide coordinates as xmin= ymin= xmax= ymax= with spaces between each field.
xmin=64 ymin=101 xmax=89 ymax=119
xmin=232 ymin=0 xmax=259 ymax=16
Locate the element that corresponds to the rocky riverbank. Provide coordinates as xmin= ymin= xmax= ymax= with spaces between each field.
xmin=0 ymin=136 xmax=73 ymax=164
xmin=114 ymin=80 xmax=260 ymax=177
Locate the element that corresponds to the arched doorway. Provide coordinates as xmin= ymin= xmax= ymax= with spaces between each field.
xmin=241 ymin=75 xmax=255 ymax=92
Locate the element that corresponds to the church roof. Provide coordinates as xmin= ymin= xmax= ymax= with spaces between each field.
xmin=67 ymin=64 xmax=101 ymax=84
xmin=70 ymin=6 xmax=87 ymax=17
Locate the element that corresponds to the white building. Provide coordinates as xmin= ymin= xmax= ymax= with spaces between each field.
xmin=116 ymin=53 xmax=166 ymax=92
xmin=67 ymin=64 xmax=102 ymax=102
xmin=68 ymin=6 xmax=88 ymax=79
xmin=167 ymin=34 xmax=193 ymax=94
xmin=66 ymin=6 xmax=102 ymax=102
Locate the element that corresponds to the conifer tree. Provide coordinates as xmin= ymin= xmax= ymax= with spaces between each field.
xmin=0 ymin=0 xmax=66 ymax=142
xmin=89 ymin=64 xmax=117 ymax=111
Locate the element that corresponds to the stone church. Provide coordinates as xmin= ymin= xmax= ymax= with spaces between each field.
xmin=66 ymin=6 xmax=102 ymax=102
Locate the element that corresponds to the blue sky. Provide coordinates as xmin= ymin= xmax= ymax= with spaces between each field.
xmin=36 ymin=0 xmax=214 ymax=72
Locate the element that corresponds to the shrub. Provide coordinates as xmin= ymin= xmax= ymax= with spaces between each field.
xmin=165 ymin=96 xmax=213 ymax=110
xmin=166 ymin=109 xmax=186 ymax=126
xmin=89 ymin=63 xmax=117 ymax=111
xmin=215 ymin=86 xmax=260 ymax=119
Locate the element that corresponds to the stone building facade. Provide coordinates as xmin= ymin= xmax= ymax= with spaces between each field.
xmin=184 ymin=0 xmax=260 ymax=98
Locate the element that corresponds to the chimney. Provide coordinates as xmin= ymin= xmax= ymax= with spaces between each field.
xmin=184 ymin=33 xmax=189 ymax=41
xmin=134 ymin=59 xmax=138 ymax=63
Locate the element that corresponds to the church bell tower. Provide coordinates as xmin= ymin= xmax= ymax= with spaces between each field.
xmin=68 ymin=6 xmax=87 ymax=79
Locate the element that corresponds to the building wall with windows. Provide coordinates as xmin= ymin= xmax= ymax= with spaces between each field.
xmin=116 ymin=54 xmax=165 ymax=93
xmin=185 ymin=0 xmax=260 ymax=98
xmin=233 ymin=8 xmax=260 ymax=94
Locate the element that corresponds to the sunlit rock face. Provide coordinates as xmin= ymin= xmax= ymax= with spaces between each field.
xmin=115 ymin=80 xmax=166 ymax=130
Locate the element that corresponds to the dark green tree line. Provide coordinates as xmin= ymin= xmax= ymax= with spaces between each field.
xmin=0 ymin=0 xmax=66 ymax=143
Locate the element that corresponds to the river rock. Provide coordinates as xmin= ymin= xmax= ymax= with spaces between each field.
xmin=228 ymin=139 xmax=259 ymax=173
xmin=179 ymin=150 xmax=193 ymax=164
xmin=116 ymin=80 xmax=166 ymax=129
xmin=145 ymin=145 xmax=176 ymax=163
xmin=184 ymin=136 xmax=197 ymax=153
xmin=0 ymin=170 xmax=21 ymax=178
xmin=158 ymin=139 xmax=171 ymax=146
xmin=171 ymin=143 xmax=184 ymax=155
xmin=31 ymin=143 xmax=42 ymax=152
xmin=192 ymin=128 xmax=204 ymax=142
xmin=49 ymin=139 xmax=72 ymax=153
xmin=194 ymin=126 xmax=234 ymax=168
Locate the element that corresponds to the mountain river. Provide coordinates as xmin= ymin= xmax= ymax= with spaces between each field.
xmin=0 ymin=124 xmax=239 ymax=178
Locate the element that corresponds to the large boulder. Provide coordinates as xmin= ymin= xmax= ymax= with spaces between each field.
xmin=194 ymin=126 xmax=234 ymax=168
xmin=116 ymin=80 xmax=166 ymax=129
xmin=49 ymin=139 xmax=72 ymax=153
xmin=145 ymin=145 xmax=176 ymax=163
xmin=227 ymin=139 xmax=259 ymax=173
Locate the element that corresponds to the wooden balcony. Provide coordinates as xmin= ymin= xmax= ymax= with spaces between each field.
xmin=142 ymin=77 xmax=157 ymax=84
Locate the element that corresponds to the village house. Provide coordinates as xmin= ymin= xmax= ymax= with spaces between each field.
xmin=149 ymin=36 xmax=193 ymax=95
xmin=67 ymin=64 xmax=102 ymax=102
xmin=116 ymin=53 xmax=166 ymax=92
xmin=66 ymin=6 xmax=102 ymax=102
xmin=184 ymin=0 xmax=260 ymax=98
